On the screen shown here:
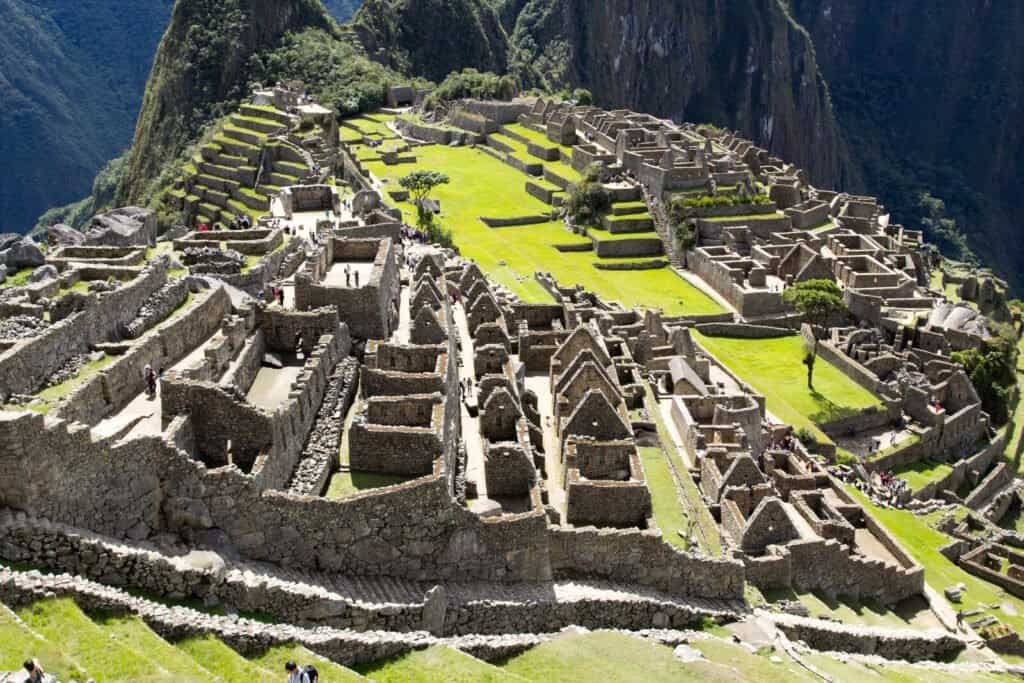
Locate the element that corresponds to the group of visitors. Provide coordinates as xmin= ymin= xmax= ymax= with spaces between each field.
xmin=261 ymin=286 xmax=286 ymax=307
xmin=285 ymin=660 xmax=319 ymax=682
xmin=231 ymin=213 xmax=253 ymax=230
xmin=343 ymin=265 xmax=360 ymax=288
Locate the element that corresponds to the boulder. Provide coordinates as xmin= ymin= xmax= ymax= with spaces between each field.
xmin=48 ymin=223 xmax=86 ymax=246
xmin=0 ymin=236 xmax=45 ymax=269
xmin=0 ymin=264 xmax=6 ymax=284
xmin=84 ymin=206 xmax=157 ymax=247
xmin=26 ymin=265 xmax=58 ymax=284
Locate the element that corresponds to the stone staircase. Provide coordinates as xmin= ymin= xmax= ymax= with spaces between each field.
xmin=643 ymin=185 xmax=682 ymax=268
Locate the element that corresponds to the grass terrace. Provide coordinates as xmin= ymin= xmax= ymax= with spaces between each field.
xmin=356 ymin=645 xmax=517 ymax=682
xmin=846 ymin=487 xmax=1024 ymax=638
xmin=0 ymin=267 xmax=33 ymax=288
xmin=362 ymin=144 xmax=723 ymax=315
xmin=694 ymin=333 xmax=882 ymax=448
xmin=4 ymin=353 xmax=117 ymax=414
xmin=893 ymin=458 xmax=954 ymax=492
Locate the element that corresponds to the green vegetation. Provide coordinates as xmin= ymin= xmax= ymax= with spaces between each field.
xmin=501 ymin=631 xmax=816 ymax=682
xmin=637 ymin=446 xmax=690 ymax=551
xmin=17 ymin=598 xmax=172 ymax=681
xmin=399 ymin=168 xmax=451 ymax=231
xmin=694 ymin=333 xmax=881 ymax=447
xmin=641 ymin=386 xmax=722 ymax=554
xmin=565 ymin=164 xmax=612 ymax=227
xmin=783 ymin=279 xmax=847 ymax=389
xmin=363 ymin=143 xmax=723 ymax=315
xmin=95 ymin=613 xmax=215 ymax=680
xmin=0 ymin=601 xmax=88 ymax=682
xmin=9 ymin=353 xmax=118 ymax=414
xmin=953 ymin=332 xmax=1018 ymax=426
xmin=356 ymin=645 xmax=517 ymax=682
xmin=0 ymin=267 xmax=34 ymax=288
xmin=249 ymin=643 xmax=363 ymax=681
xmin=847 ymin=487 xmax=1024 ymax=636
xmin=325 ymin=471 xmax=414 ymax=498
xmin=252 ymin=29 xmax=413 ymax=117
xmin=423 ymin=68 xmax=516 ymax=110
xmin=892 ymin=459 xmax=954 ymax=491
xmin=866 ymin=434 xmax=921 ymax=463
xmin=672 ymin=192 xmax=772 ymax=212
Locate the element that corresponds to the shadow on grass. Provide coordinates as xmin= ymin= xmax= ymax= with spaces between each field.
xmin=807 ymin=389 xmax=864 ymax=424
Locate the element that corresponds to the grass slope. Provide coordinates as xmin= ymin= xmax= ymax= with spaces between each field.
xmin=16 ymin=598 xmax=175 ymax=682
xmin=694 ymin=333 xmax=881 ymax=445
xmin=95 ymin=613 xmax=213 ymax=681
xmin=356 ymin=645 xmax=523 ymax=682
xmin=176 ymin=635 xmax=279 ymax=683
xmin=249 ymin=643 xmax=364 ymax=681
xmin=500 ymin=631 xmax=817 ymax=682
xmin=0 ymin=602 xmax=89 ymax=682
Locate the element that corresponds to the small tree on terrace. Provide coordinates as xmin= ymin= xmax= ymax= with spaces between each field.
xmin=783 ymin=279 xmax=845 ymax=389
xmin=399 ymin=170 xmax=450 ymax=231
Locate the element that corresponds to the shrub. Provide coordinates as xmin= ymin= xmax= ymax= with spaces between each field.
xmin=423 ymin=69 xmax=517 ymax=110
xmin=564 ymin=164 xmax=611 ymax=227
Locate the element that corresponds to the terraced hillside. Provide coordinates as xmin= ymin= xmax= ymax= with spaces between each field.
xmin=164 ymin=104 xmax=311 ymax=228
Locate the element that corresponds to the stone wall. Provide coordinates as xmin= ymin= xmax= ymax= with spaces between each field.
xmin=770 ymin=613 xmax=965 ymax=662
xmin=56 ymin=286 xmax=232 ymax=426
xmin=0 ymin=259 xmax=170 ymax=398
xmin=546 ymin=527 xmax=744 ymax=600
xmin=0 ymin=410 xmax=554 ymax=583
xmin=695 ymin=323 xmax=795 ymax=339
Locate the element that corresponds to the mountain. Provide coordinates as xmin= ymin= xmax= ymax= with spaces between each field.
xmin=352 ymin=0 xmax=853 ymax=190
xmin=0 ymin=0 xmax=173 ymax=234
xmin=789 ymin=0 xmax=1024 ymax=289
xmin=0 ymin=0 xmax=365 ymax=236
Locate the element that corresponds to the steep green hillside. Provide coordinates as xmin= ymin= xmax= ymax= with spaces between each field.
xmin=791 ymin=0 xmax=1024 ymax=290
xmin=0 ymin=0 xmax=172 ymax=234
xmin=117 ymin=0 xmax=335 ymax=203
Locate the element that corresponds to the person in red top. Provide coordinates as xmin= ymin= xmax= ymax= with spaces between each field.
xmin=197 ymin=223 xmax=209 ymax=232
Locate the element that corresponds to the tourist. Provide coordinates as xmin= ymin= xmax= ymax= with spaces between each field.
xmin=345 ymin=264 xmax=351 ymax=287
xmin=143 ymin=364 xmax=157 ymax=398
xmin=23 ymin=659 xmax=45 ymax=683
xmin=277 ymin=288 xmax=285 ymax=307
xmin=284 ymin=660 xmax=310 ymax=683
xmin=956 ymin=610 xmax=964 ymax=631
xmin=354 ymin=270 xmax=360 ymax=287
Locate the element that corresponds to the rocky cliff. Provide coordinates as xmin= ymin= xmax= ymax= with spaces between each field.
xmin=118 ymin=0 xmax=335 ymax=203
xmin=352 ymin=0 xmax=509 ymax=82
xmin=353 ymin=0 xmax=853 ymax=190
xmin=791 ymin=0 xmax=1024 ymax=288
xmin=508 ymin=0 xmax=854 ymax=189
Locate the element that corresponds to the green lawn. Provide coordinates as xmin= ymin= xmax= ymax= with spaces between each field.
xmin=17 ymin=598 xmax=177 ymax=682
xmin=0 ymin=601 xmax=89 ymax=682
xmin=893 ymin=459 xmax=954 ymax=492
xmin=325 ymin=470 xmax=414 ymax=499
xmin=847 ymin=487 xmax=1024 ymax=636
xmin=364 ymin=144 xmax=723 ymax=315
xmin=176 ymin=635 xmax=279 ymax=683
xmin=638 ymin=446 xmax=690 ymax=551
xmin=500 ymin=631 xmax=818 ymax=682
xmin=693 ymin=334 xmax=881 ymax=446
xmin=249 ymin=643 xmax=364 ymax=681
xmin=502 ymin=122 xmax=571 ymax=153
xmin=95 ymin=613 xmax=214 ymax=681
xmin=356 ymin=645 xmax=520 ymax=682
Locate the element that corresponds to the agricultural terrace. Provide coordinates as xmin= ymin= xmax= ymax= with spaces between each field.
xmin=693 ymin=333 xmax=882 ymax=449
xmin=358 ymin=138 xmax=724 ymax=316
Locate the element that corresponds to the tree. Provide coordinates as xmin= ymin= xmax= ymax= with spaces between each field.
xmin=564 ymin=164 xmax=611 ymax=228
xmin=783 ymin=279 xmax=846 ymax=389
xmin=399 ymin=170 xmax=450 ymax=231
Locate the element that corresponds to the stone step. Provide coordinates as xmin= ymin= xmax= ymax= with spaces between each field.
xmin=231 ymin=114 xmax=286 ymax=136
xmin=238 ymin=104 xmax=293 ymax=127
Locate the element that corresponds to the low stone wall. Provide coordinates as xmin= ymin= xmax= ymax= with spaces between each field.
xmin=547 ymin=527 xmax=744 ymax=600
xmin=770 ymin=613 xmax=965 ymax=661
xmin=592 ymin=236 xmax=663 ymax=258
xmin=694 ymin=323 xmax=794 ymax=339
xmin=480 ymin=214 xmax=552 ymax=228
